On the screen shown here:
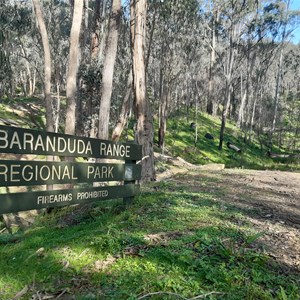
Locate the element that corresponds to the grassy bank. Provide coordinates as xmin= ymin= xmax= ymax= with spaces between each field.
xmin=160 ymin=113 xmax=300 ymax=171
xmin=0 ymin=175 xmax=299 ymax=299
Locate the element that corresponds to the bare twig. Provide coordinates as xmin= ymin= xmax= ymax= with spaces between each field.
xmin=13 ymin=285 xmax=29 ymax=300
xmin=190 ymin=292 xmax=225 ymax=299
xmin=0 ymin=227 xmax=7 ymax=234
xmin=137 ymin=292 xmax=188 ymax=300
xmin=137 ymin=291 xmax=225 ymax=300
xmin=56 ymin=289 xmax=68 ymax=299
xmin=78 ymin=248 xmax=89 ymax=258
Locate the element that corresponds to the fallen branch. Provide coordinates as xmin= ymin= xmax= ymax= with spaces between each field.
xmin=137 ymin=292 xmax=188 ymax=300
xmin=190 ymin=292 xmax=225 ymax=299
xmin=137 ymin=291 xmax=225 ymax=300
xmin=56 ymin=288 xmax=68 ymax=299
xmin=227 ymin=142 xmax=241 ymax=153
xmin=0 ymin=227 xmax=7 ymax=234
xmin=13 ymin=285 xmax=29 ymax=300
xmin=267 ymin=151 xmax=300 ymax=159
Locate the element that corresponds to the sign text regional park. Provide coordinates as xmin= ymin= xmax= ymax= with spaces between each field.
xmin=0 ymin=160 xmax=141 ymax=186
xmin=0 ymin=125 xmax=142 ymax=214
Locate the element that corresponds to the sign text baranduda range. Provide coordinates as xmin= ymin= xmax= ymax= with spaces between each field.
xmin=0 ymin=125 xmax=142 ymax=160
xmin=0 ymin=125 xmax=142 ymax=214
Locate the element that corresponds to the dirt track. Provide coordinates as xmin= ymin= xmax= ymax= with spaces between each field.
xmin=213 ymin=169 xmax=300 ymax=273
xmin=158 ymin=163 xmax=300 ymax=274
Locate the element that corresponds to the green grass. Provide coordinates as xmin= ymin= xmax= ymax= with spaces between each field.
xmin=157 ymin=112 xmax=300 ymax=171
xmin=0 ymin=98 xmax=299 ymax=299
xmin=0 ymin=180 xmax=299 ymax=299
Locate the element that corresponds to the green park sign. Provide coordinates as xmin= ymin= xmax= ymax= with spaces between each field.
xmin=0 ymin=125 xmax=142 ymax=214
xmin=0 ymin=125 xmax=142 ymax=159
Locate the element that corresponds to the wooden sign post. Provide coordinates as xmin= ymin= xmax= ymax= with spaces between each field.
xmin=0 ymin=125 xmax=142 ymax=214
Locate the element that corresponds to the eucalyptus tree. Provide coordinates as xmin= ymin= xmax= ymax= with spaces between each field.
xmin=98 ymin=0 xmax=122 ymax=140
xmin=78 ymin=0 xmax=111 ymax=138
xmin=270 ymin=0 xmax=291 ymax=137
xmin=111 ymin=2 xmax=134 ymax=141
xmin=214 ymin=0 xmax=258 ymax=150
xmin=272 ymin=43 xmax=300 ymax=149
xmin=65 ymin=0 xmax=84 ymax=136
xmin=44 ymin=0 xmax=71 ymax=131
xmin=248 ymin=1 xmax=300 ymax=146
xmin=32 ymin=0 xmax=54 ymax=132
xmin=131 ymin=0 xmax=156 ymax=181
xmin=269 ymin=0 xmax=300 ymax=142
xmin=0 ymin=1 xmax=14 ymax=97
xmin=236 ymin=2 xmax=278 ymax=140
xmin=147 ymin=0 xmax=203 ymax=149
xmin=0 ymin=1 xmax=32 ymax=98
xmin=204 ymin=0 xmax=220 ymax=115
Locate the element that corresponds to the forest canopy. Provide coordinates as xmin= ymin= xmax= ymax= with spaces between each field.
xmin=0 ymin=0 xmax=300 ymax=180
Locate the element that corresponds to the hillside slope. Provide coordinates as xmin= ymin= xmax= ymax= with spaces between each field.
xmin=154 ymin=113 xmax=300 ymax=171
xmin=0 ymin=97 xmax=299 ymax=171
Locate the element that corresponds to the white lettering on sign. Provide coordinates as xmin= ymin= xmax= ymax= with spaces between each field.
xmin=11 ymin=164 xmax=20 ymax=182
xmin=22 ymin=165 xmax=34 ymax=181
xmin=37 ymin=193 xmax=73 ymax=205
xmin=87 ymin=166 xmax=114 ymax=180
xmin=0 ymin=164 xmax=8 ymax=181
xmin=35 ymin=135 xmax=45 ymax=151
xmin=11 ymin=132 xmax=22 ymax=149
xmin=77 ymin=190 xmax=108 ymax=200
xmin=24 ymin=133 xmax=34 ymax=150
xmin=0 ymin=130 xmax=8 ymax=148
xmin=0 ymin=129 xmax=93 ymax=156
xmin=99 ymin=142 xmax=130 ymax=158
xmin=0 ymin=164 xmax=79 ymax=183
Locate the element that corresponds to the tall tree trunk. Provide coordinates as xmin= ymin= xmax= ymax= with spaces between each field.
xmin=32 ymin=0 xmax=54 ymax=132
xmin=98 ymin=0 xmax=121 ymax=140
xmin=249 ymin=97 xmax=257 ymax=143
xmin=111 ymin=70 xmax=133 ymax=141
xmin=238 ymin=44 xmax=257 ymax=138
xmin=271 ymin=0 xmax=290 ymax=137
xmin=271 ymin=49 xmax=284 ymax=135
xmin=218 ymin=22 xmax=236 ymax=150
xmin=83 ymin=0 xmax=89 ymax=47
xmin=65 ymin=0 xmax=83 ymax=135
xmin=145 ymin=4 xmax=157 ymax=73
xmin=237 ymin=78 xmax=246 ymax=129
xmin=91 ymin=0 xmax=108 ymax=61
xmin=131 ymin=0 xmax=155 ymax=182
xmin=20 ymin=43 xmax=34 ymax=96
xmin=158 ymin=85 xmax=168 ymax=151
xmin=207 ymin=3 xmax=218 ymax=115
xmin=91 ymin=0 xmax=101 ymax=59
xmin=88 ymin=0 xmax=109 ymax=138
xmin=219 ymin=82 xmax=232 ymax=150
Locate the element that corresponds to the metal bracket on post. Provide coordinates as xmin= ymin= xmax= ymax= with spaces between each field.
xmin=124 ymin=160 xmax=137 ymax=206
